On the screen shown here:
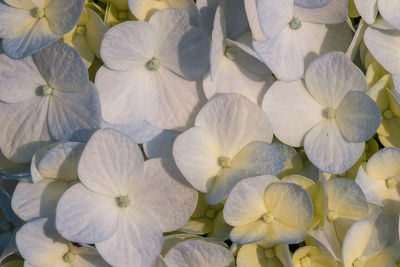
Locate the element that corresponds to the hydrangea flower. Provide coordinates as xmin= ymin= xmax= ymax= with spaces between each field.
xmin=0 ymin=42 xmax=101 ymax=163
xmin=341 ymin=213 xmax=393 ymax=267
xmin=63 ymin=8 xmax=108 ymax=67
xmin=263 ymin=51 xmax=381 ymax=174
xmin=253 ymin=0 xmax=352 ymax=81
xmin=11 ymin=142 xmax=84 ymax=222
xmin=0 ymin=0 xmax=85 ymax=59
xmin=236 ymin=242 xmax=293 ymax=267
xmin=55 ymin=129 xmax=197 ymax=266
xmin=223 ymin=175 xmax=314 ymax=244
xmin=204 ymin=4 xmax=274 ymax=105
xmin=16 ymin=218 xmax=110 ymax=267
xmin=96 ymin=8 xmax=210 ymax=130
xmin=173 ymin=93 xmax=285 ymax=204
xmin=102 ymin=0 xmax=135 ymax=27
xmin=364 ymin=26 xmax=400 ymax=91
xmin=356 ymin=147 xmax=400 ymax=213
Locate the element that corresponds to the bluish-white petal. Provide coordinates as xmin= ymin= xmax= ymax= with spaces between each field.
xmin=77 ymin=129 xmax=144 ymax=197
xmin=55 ymin=183 xmax=119 ymax=244
xmin=44 ymin=0 xmax=85 ymax=35
xmin=304 ymin=119 xmax=365 ymax=174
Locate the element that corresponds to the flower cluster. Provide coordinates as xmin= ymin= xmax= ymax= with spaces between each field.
xmin=0 ymin=0 xmax=399 ymax=266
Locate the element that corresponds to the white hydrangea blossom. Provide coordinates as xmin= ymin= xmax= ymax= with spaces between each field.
xmin=0 ymin=42 xmax=101 ymax=163
xmin=96 ymin=8 xmax=209 ymax=130
xmin=173 ymin=93 xmax=285 ymax=204
xmin=263 ymin=51 xmax=381 ymax=174
xmin=55 ymin=129 xmax=198 ymax=266
xmin=0 ymin=0 xmax=85 ymax=59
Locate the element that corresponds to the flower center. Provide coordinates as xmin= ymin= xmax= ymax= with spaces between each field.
xmin=263 ymin=211 xmax=274 ymax=224
xmin=300 ymin=256 xmax=312 ymax=267
xmin=63 ymin=251 xmax=75 ymax=263
xmin=386 ymin=177 xmax=397 ymax=189
xmin=146 ymin=58 xmax=160 ymax=71
xmin=264 ymin=248 xmax=275 ymax=258
xmin=218 ymin=156 xmax=232 ymax=168
xmin=327 ymin=210 xmax=338 ymax=222
xmin=31 ymin=8 xmax=45 ymax=19
xmin=118 ymin=10 xmax=128 ymax=20
xmin=116 ymin=196 xmax=130 ymax=207
xmin=352 ymin=257 xmax=365 ymax=267
xmin=225 ymin=46 xmax=237 ymax=60
xmin=76 ymin=25 xmax=86 ymax=35
xmin=41 ymin=85 xmax=53 ymax=96
xmin=206 ymin=208 xmax=216 ymax=219
xmin=322 ymin=107 xmax=336 ymax=119
xmin=289 ymin=18 xmax=302 ymax=30
xmin=384 ymin=110 xmax=394 ymax=120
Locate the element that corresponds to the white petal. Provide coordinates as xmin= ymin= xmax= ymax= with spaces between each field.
xmin=0 ymin=3 xmax=35 ymax=39
xmin=366 ymin=147 xmax=400 ymax=179
xmin=203 ymin=55 xmax=272 ymax=105
xmin=294 ymin=0 xmax=330 ymax=8
xmin=342 ymin=219 xmax=372 ymax=267
xmin=335 ymin=91 xmax=381 ymax=143
xmin=0 ymin=53 xmax=44 ymax=103
xmin=205 ymin=168 xmax=247 ymax=204
xmin=44 ymin=0 xmax=85 ymax=35
xmin=355 ymin=164 xmax=386 ymax=206
xmin=305 ymin=51 xmax=367 ymax=108
xmin=146 ymin=67 xmax=204 ymax=130
xmin=378 ymin=0 xmax=400 ymax=30
xmin=77 ymin=129 xmax=144 ymax=196
xmin=2 ymin=18 xmax=59 ymax=59
xmin=173 ymin=126 xmax=221 ymax=193
xmin=95 ymin=66 xmax=157 ymax=125
xmin=130 ymin=158 xmax=197 ymax=232
xmin=32 ymin=42 xmax=88 ymax=93
xmin=85 ymin=8 xmax=107 ymax=59
xmin=223 ymin=175 xmax=278 ymax=226
xmin=262 ymin=80 xmax=324 ymax=147
xmin=164 ymin=239 xmax=234 ymax=267
xmin=11 ymin=179 xmax=69 ymax=221
xmin=150 ymin=8 xmax=210 ymax=80
xmin=253 ymin=27 xmax=304 ymax=82
xmin=100 ymin=21 xmax=157 ymax=71
xmin=294 ymin=0 xmax=348 ymax=24
xmin=209 ymin=5 xmax=226 ymax=80
xmin=16 ymin=219 xmax=69 ymax=267
xmin=55 ymin=183 xmax=119 ymax=244
xmin=195 ymin=94 xmax=273 ymax=157
xmin=100 ymin=120 xmax=162 ymax=145
xmin=364 ymin=27 xmax=400 ymax=75
xmin=304 ymin=119 xmax=365 ymax=174
xmin=70 ymin=247 xmax=110 ymax=267
xmin=0 ymin=98 xmax=53 ymax=163
xmin=354 ymin=0 xmax=378 ymax=24
xmin=231 ymin=141 xmax=285 ymax=176
xmin=96 ymin=209 xmax=163 ymax=267
xmin=48 ymin=82 xmax=101 ymax=142
xmin=37 ymin=142 xmax=84 ymax=182
xmin=327 ymin=178 xmax=368 ymax=218
xmin=256 ymin=0 xmax=293 ymax=39
xmin=230 ymin=220 xmax=270 ymax=244
xmin=143 ymin=130 xmax=179 ymax=158
xmin=243 ymin=0 xmax=265 ymax=40
xmin=264 ymin=182 xmax=313 ymax=230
